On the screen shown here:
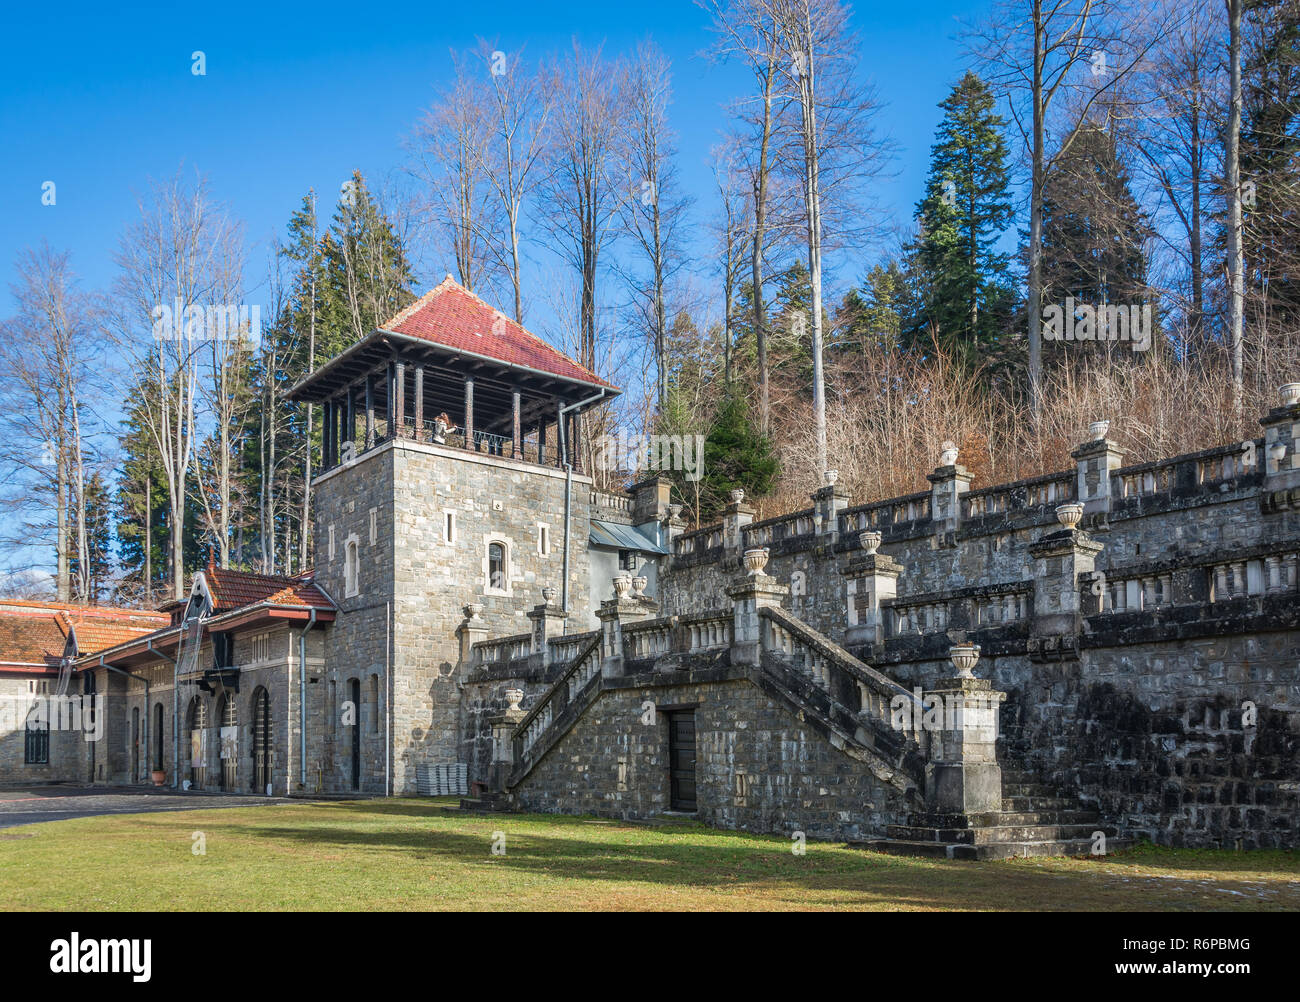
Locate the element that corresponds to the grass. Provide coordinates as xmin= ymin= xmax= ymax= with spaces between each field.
xmin=0 ymin=798 xmax=1296 ymax=911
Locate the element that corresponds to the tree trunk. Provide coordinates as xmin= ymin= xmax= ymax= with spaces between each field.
xmin=1226 ymin=0 xmax=1245 ymax=423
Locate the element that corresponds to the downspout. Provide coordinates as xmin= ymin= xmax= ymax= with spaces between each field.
xmin=298 ymin=607 xmax=318 ymax=792
xmin=98 ymin=655 xmax=151 ymax=784
xmin=558 ymin=389 xmax=607 ymax=615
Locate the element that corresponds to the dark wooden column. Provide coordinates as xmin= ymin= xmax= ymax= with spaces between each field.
xmin=571 ymin=409 xmax=584 ymax=474
xmin=321 ymin=401 xmax=330 ymax=470
xmin=556 ymin=402 xmax=565 ymax=468
xmin=345 ymin=386 xmax=356 ymax=451
xmin=413 ymin=366 xmax=425 ymax=442
xmin=464 ymin=377 xmax=475 ymax=452
xmin=364 ymin=373 xmax=375 ymax=449
xmin=511 ymin=390 xmax=522 ymax=459
xmin=385 ymin=362 xmax=394 ymax=432
xmin=326 ymin=400 xmax=337 ymax=469
xmin=394 ymin=361 xmax=406 ymax=439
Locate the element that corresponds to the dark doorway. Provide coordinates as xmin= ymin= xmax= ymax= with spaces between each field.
xmin=349 ymin=678 xmax=361 ymax=790
xmin=668 ymin=711 xmax=697 ymax=812
xmin=218 ymin=695 xmax=238 ymax=791
xmin=187 ymin=697 xmax=207 ymax=790
xmin=252 ymin=688 xmax=272 ymax=795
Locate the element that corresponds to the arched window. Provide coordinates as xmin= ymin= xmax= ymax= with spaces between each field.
xmin=153 ymin=703 xmax=165 ymax=770
xmin=344 ymin=536 xmax=360 ymax=598
xmin=488 ymin=542 xmax=506 ymax=592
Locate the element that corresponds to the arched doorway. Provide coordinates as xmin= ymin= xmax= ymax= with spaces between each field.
xmin=187 ymin=696 xmax=208 ymax=789
xmin=251 ymin=687 xmax=272 ymax=795
xmin=131 ymin=707 xmax=140 ymax=782
xmin=218 ymin=694 xmax=238 ymax=790
xmin=348 ymin=678 xmax=361 ymax=790
xmin=153 ymin=703 xmax=164 ymax=771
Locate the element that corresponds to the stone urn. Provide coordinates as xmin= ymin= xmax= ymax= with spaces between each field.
xmin=948 ymin=643 xmax=981 ymax=680
xmin=613 ymin=575 xmax=633 ymax=599
xmin=1055 ymin=502 xmax=1084 ymax=529
xmin=730 ymin=489 xmax=746 ymax=504
xmin=824 ymin=469 xmax=839 ymax=487
xmin=1089 ymin=420 xmax=1110 ymax=441
xmin=632 ymin=575 xmax=648 ymax=597
xmin=858 ymin=530 xmax=881 ymax=555
xmin=541 ymin=586 xmax=556 ymax=605
xmin=1269 ymin=442 xmax=1288 ymax=466
xmin=1281 ymin=383 xmax=1300 ymax=407
xmin=465 ymin=603 xmax=485 ymax=622
xmin=668 ymin=503 xmax=683 ymax=520
xmin=939 ymin=441 xmax=959 ymax=467
xmin=150 ymin=769 xmax=166 ymax=788
xmin=504 ymin=688 xmax=524 ymax=712
xmin=743 ymin=547 xmax=769 ymax=576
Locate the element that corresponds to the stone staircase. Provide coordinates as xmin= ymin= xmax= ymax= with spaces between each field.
xmin=850 ymin=769 xmax=1134 ymax=860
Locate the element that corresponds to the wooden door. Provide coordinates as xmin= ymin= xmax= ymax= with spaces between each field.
xmin=668 ymin=711 xmax=697 ymax=812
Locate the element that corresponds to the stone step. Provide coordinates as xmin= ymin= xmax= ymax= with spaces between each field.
xmin=458 ymin=795 xmax=513 ymax=813
xmin=1002 ymin=783 xmax=1059 ymax=797
xmin=1002 ymin=796 xmax=1077 ymax=811
xmin=886 ymin=822 xmax=1117 ymax=845
xmin=969 ymin=810 xmax=1101 ymax=827
xmin=849 ymin=837 xmax=1136 ymax=861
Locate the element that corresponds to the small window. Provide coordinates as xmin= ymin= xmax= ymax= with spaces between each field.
xmin=24 ymin=710 xmax=49 ymax=765
xmin=488 ymin=542 xmax=507 ymax=592
xmin=344 ymin=537 xmax=360 ymax=598
xmin=444 ymin=510 xmax=457 ymax=545
xmin=328 ymin=524 xmax=336 ymax=560
xmin=618 ymin=549 xmax=637 ymax=572
xmin=538 ymin=524 xmax=550 ymax=556
xmin=369 ymin=507 xmax=378 ymax=546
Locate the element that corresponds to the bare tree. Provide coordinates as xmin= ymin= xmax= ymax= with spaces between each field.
xmin=976 ymin=0 xmax=1169 ymax=414
xmin=477 ymin=40 xmax=553 ymax=322
xmin=539 ymin=41 xmax=626 ymax=374
xmin=619 ymin=40 xmax=691 ymax=414
xmin=112 ymin=169 xmax=243 ymax=599
xmin=704 ymin=0 xmax=792 ymax=435
xmin=1226 ymin=0 xmax=1246 ymax=421
xmin=410 ymin=52 xmax=497 ymax=293
xmin=712 ymin=140 xmax=754 ymax=386
xmin=0 ymin=244 xmax=103 ymax=602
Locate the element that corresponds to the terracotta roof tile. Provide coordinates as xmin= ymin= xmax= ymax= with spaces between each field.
xmin=384 ymin=277 xmax=615 ymax=390
xmin=204 ymin=567 xmax=334 ymax=612
xmin=0 ymin=611 xmax=67 ymax=668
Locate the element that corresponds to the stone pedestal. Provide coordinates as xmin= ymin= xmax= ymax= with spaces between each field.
xmin=596 ymin=589 xmax=655 ymax=677
xmin=726 ymin=556 xmax=788 ymax=666
xmin=1027 ymin=527 xmax=1104 ymax=639
xmin=527 ymin=596 xmax=567 ymax=667
xmin=811 ymin=479 xmax=849 ymax=540
xmin=928 ymin=463 xmax=974 ymax=534
xmin=1071 ymin=438 xmax=1126 ymax=515
xmin=1260 ymin=391 xmax=1300 ymax=493
xmin=456 ymin=604 xmax=488 ymax=666
xmin=923 ymin=677 xmax=1007 ymax=816
xmin=722 ymin=491 xmax=755 ymax=556
xmin=488 ymin=688 xmax=526 ymax=791
xmin=841 ymin=548 xmax=902 ymax=647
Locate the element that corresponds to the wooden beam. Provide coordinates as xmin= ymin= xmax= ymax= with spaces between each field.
xmin=512 ymin=390 xmax=522 ymax=459
xmin=394 ymin=360 xmax=406 ymax=439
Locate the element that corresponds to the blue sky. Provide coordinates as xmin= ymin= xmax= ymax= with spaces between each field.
xmin=1 ymin=0 xmax=991 ymax=319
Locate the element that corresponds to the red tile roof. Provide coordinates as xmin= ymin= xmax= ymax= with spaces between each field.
xmin=0 ymin=601 xmax=169 ymax=672
xmin=384 ymin=276 xmax=615 ymax=389
xmin=203 ymin=567 xmax=334 ymax=612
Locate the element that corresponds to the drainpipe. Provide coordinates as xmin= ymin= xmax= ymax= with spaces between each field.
xmin=299 ymin=607 xmax=318 ymax=792
xmin=99 ymin=656 xmax=151 ymax=784
xmin=558 ymin=389 xmax=607 ymax=615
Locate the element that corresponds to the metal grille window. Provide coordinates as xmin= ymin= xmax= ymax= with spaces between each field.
xmin=24 ymin=716 xmax=49 ymax=765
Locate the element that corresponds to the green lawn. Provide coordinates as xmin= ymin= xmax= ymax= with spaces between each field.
xmin=0 ymin=798 xmax=1296 ymax=911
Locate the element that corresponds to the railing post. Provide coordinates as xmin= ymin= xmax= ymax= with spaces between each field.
xmin=841 ymin=531 xmax=902 ymax=648
xmin=723 ymin=489 xmax=755 ymax=558
xmin=1026 ymin=505 xmax=1104 ymax=658
xmin=1071 ymin=421 xmax=1125 ymax=516
xmin=727 ymin=548 xmax=788 ymax=667
xmin=527 ymin=587 xmax=566 ymax=668
xmin=923 ymin=645 xmax=1007 ymax=816
xmin=811 ymin=470 xmax=849 ymax=541
xmin=456 ymin=603 xmax=488 ymax=668
xmin=597 ymin=576 xmax=654 ymax=677
xmin=490 ymin=688 xmax=526 ymax=792
xmin=927 ymin=442 xmax=973 ymax=540
xmin=1261 ymin=383 xmax=1300 ymax=507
